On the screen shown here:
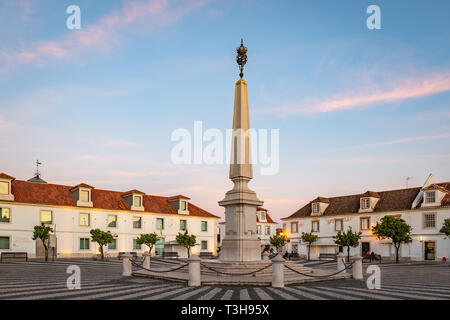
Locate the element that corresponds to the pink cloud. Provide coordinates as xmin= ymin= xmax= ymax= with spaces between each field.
xmin=0 ymin=0 xmax=209 ymax=75
xmin=347 ymin=131 xmax=450 ymax=149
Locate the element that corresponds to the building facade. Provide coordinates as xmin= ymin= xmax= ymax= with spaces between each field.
xmin=0 ymin=172 xmax=219 ymax=258
xmin=218 ymin=208 xmax=277 ymax=251
xmin=281 ymin=174 xmax=450 ymax=261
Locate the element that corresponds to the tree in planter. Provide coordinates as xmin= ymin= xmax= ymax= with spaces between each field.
xmin=333 ymin=227 xmax=362 ymax=262
xmin=176 ymin=231 xmax=196 ymax=258
xmin=32 ymin=223 xmax=53 ymax=262
xmin=136 ymin=233 xmax=159 ymax=255
xmin=90 ymin=229 xmax=116 ymax=261
xmin=269 ymin=234 xmax=286 ymax=254
xmin=440 ymin=218 xmax=450 ymax=238
xmin=301 ymin=232 xmax=319 ymax=261
xmin=372 ymin=215 xmax=412 ymax=264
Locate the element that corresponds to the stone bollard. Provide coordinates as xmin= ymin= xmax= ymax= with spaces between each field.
xmin=271 ymin=254 xmax=285 ymax=288
xmin=122 ymin=253 xmax=132 ymax=277
xmin=188 ymin=254 xmax=201 ymax=287
xmin=143 ymin=252 xmax=151 ymax=269
xmin=263 ymin=251 xmax=270 ymax=261
xmin=337 ymin=252 xmax=346 ymax=274
xmin=350 ymin=255 xmax=363 ymax=280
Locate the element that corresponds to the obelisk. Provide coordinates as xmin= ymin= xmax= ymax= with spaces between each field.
xmin=218 ymin=40 xmax=263 ymax=262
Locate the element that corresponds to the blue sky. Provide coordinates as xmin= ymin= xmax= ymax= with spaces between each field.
xmin=1 ymin=0 xmax=449 ymax=223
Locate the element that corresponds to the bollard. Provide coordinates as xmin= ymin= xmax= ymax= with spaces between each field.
xmin=271 ymin=254 xmax=285 ymax=288
xmin=122 ymin=253 xmax=132 ymax=277
xmin=263 ymin=251 xmax=270 ymax=261
xmin=143 ymin=252 xmax=151 ymax=269
xmin=350 ymin=255 xmax=363 ymax=280
xmin=188 ymin=254 xmax=201 ymax=287
xmin=337 ymin=252 xmax=346 ymax=274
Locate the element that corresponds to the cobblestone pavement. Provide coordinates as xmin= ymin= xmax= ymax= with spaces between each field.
xmin=0 ymin=258 xmax=449 ymax=300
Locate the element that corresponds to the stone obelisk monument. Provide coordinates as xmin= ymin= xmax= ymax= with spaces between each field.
xmin=218 ymin=40 xmax=263 ymax=262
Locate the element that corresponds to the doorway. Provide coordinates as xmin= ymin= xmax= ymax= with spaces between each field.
xmin=361 ymin=242 xmax=370 ymax=256
xmin=424 ymin=242 xmax=436 ymax=260
xmin=155 ymin=238 xmax=165 ymax=256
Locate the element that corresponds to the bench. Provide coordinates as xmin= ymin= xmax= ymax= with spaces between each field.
xmin=199 ymin=252 xmax=214 ymax=259
xmin=319 ymin=253 xmax=337 ymax=260
xmin=118 ymin=252 xmax=138 ymax=260
xmin=363 ymin=253 xmax=381 ymax=263
xmin=162 ymin=252 xmax=179 ymax=259
xmin=1 ymin=252 xmax=28 ymax=263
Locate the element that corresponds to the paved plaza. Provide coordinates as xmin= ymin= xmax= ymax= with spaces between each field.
xmin=0 ymin=258 xmax=449 ymax=300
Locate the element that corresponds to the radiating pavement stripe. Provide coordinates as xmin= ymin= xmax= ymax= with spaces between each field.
xmin=345 ymin=287 xmax=438 ymax=300
xmin=143 ymin=286 xmax=193 ymax=300
xmin=239 ymin=289 xmax=251 ymax=300
xmin=317 ymin=286 xmax=400 ymax=300
xmin=265 ymin=287 xmax=297 ymax=300
xmin=198 ymin=288 xmax=222 ymax=300
xmin=74 ymin=283 xmax=174 ymax=300
xmin=361 ymin=287 xmax=450 ymax=300
xmin=220 ymin=290 xmax=233 ymax=300
xmin=381 ymin=284 xmax=450 ymax=296
xmin=287 ymin=286 xmax=344 ymax=300
xmin=173 ymin=287 xmax=212 ymax=300
xmin=253 ymin=288 xmax=273 ymax=300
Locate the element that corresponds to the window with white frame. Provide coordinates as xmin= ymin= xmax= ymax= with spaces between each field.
xmin=265 ymin=226 xmax=270 ymax=235
xmin=108 ymin=239 xmax=117 ymax=250
xmin=260 ymin=211 xmax=266 ymax=221
xmin=134 ymin=195 xmax=142 ymax=207
xmin=335 ymin=219 xmax=343 ymax=231
xmin=424 ymin=213 xmax=436 ymax=228
xmin=107 ymin=215 xmax=117 ymax=228
xmin=181 ymin=200 xmax=187 ymax=211
xmin=133 ymin=239 xmax=141 ymax=250
xmin=312 ymin=220 xmax=319 ymax=232
xmin=361 ymin=198 xmax=370 ymax=209
xmin=360 ymin=217 xmax=370 ymax=230
xmin=201 ymin=221 xmax=208 ymax=232
xmin=425 ymin=191 xmax=436 ymax=204
xmin=180 ymin=219 xmax=187 ymax=231
xmin=40 ymin=210 xmax=53 ymax=225
xmin=156 ymin=218 xmax=164 ymax=230
xmin=0 ymin=236 xmax=10 ymax=249
xmin=80 ymin=190 xmax=90 ymax=202
xmin=201 ymin=240 xmax=208 ymax=250
xmin=79 ymin=213 xmax=90 ymax=226
xmin=0 ymin=182 xmax=9 ymax=195
xmin=312 ymin=203 xmax=320 ymax=214
xmin=0 ymin=208 xmax=10 ymax=223
xmin=133 ymin=216 xmax=142 ymax=229
xmin=257 ymin=225 xmax=261 ymax=234
xmin=79 ymin=238 xmax=90 ymax=250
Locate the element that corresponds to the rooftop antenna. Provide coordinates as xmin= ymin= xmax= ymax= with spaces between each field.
xmin=35 ymin=160 xmax=42 ymax=178
xmin=406 ymin=176 xmax=413 ymax=188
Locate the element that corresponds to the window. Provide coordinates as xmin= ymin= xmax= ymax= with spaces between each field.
xmin=133 ymin=217 xmax=142 ymax=229
xmin=0 ymin=236 xmax=10 ymax=249
xmin=133 ymin=239 xmax=141 ymax=250
xmin=107 ymin=215 xmax=117 ymax=228
xmin=260 ymin=211 xmax=266 ymax=221
xmin=312 ymin=203 xmax=320 ymax=214
xmin=291 ymin=222 xmax=298 ymax=233
xmin=181 ymin=200 xmax=187 ymax=211
xmin=134 ymin=195 xmax=142 ymax=207
xmin=361 ymin=198 xmax=370 ymax=209
xmin=108 ymin=239 xmax=117 ymax=250
xmin=312 ymin=220 xmax=319 ymax=232
xmin=257 ymin=225 xmax=261 ymax=234
xmin=201 ymin=221 xmax=208 ymax=232
xmin=80 ymin=238 xmax=90 ymax=250
xmin=265 ymin=226 xmax=270 ymax=235
xmin=80 ymin=190 xmax=90 ymax=202
xmin=0 ymin=182 xmax=8 ymax=195
xmin=425 ymin=191 xmax=436 ymax=203
xmin=335 ymin=219 xmax=343 ymax=231
xmin=424 ymin=213 xmax=436 ymax=228
xmin=360 ymin=217 xmax=370 ymax=230
xmin=180 ymin=220 xmax=187 ymax=231
xmin=40 ymin=210 xmax=53 ymax=225
xmin=282 ymin=223 xmax=286 ymax=231
xmin=156 ymin=218 xmax=164 ymax=230
xmin=201 ymin=241 xmax=208 ymax=250
xmin=79 ymin=213 xmax=90 ymax=226
xmin=0 ymin=208 xmax=10 ymax=223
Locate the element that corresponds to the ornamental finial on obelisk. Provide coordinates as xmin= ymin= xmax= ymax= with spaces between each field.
xmin=236 ymin=39 xmax=247 ymax=79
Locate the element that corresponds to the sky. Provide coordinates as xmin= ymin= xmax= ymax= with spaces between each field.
xmin=1 ymin=0 xmax=449 ymax=224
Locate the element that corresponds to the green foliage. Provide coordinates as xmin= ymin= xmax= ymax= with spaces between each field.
xmin=440 ymin=218 xmax=450 ymax=237
xmin=269 ymin=234 xmax=286 ymax=252
xmin=333 ymin=227 xmax=362 ymax=261
xmin=90 ymin=229 xmax=116 ymax=261
xmin=136 ymin=233 xmax=159 ymax=253
xmin=176 ymin=231 xmax=196 ymax=258
xmin=301 ymin=232 xmax=319 ymax=261
xmin=32 ymin=223 xmax=53 ymax=262
xmin=372 ymin=215 xmax=412 ymax=263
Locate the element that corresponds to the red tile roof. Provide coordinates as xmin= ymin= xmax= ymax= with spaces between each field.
xmin=283 ymin=183 xmax=450 ymax=220
xmin=361 ymin=191 xmax=381 ymax=198
xmin=256 ymin=211 xmax=276 ymax=224
xmin=0 ymin=173 xmax=15 ymax=180
xmin=69 ymin=183 xmax=94 ymax=191
xmin=311 ymin=197 xmax=330 ymax=203
xmin=9 ymin=180 xmax=218 ymax=218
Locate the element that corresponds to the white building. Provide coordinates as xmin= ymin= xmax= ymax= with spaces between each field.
xmin=219 ymin=208 xmax=277 ymax=251
xmin=281 ymin=174 xmax=450 ymax=261
xmin=0 ymin=172 xmax=219 ymax=258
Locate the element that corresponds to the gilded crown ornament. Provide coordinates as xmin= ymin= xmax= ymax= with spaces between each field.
xmin=236 ymin=39 xmax=247 ymax=79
